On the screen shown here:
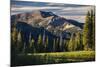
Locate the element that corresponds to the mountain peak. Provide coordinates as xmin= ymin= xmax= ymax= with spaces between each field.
xmin=40 ymin=11 xmax=57 ymax=18
xmin=11 ymin=10 xmax=84 ymax=34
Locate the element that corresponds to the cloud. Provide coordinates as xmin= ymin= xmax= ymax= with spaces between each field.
xmin=11 ymin=1 xmax=95 ymax=23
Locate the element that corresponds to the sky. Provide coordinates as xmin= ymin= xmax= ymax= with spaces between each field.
xmin=11 ymin=1 xmax=95 ymax=23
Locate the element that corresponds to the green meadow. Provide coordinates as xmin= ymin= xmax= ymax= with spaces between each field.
xmin=12 ymin=51 xmax=95 ymax=66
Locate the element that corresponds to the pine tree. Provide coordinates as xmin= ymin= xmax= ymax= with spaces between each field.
xmin=65 ymin=39 xmax=69 ymax=51
xmin=11 ymin=25 xmax=18 ymax=55
xmin=83 ymin=10 xmax=95 ymax=50
xmin=92 ymin=10 xmax=95 ymax=50
xmin=17 ymin=31 xmax=23 ymax=53
xmin=29 ymin=33 xmax=36 ymax=53
xmin=53 ymin=39 xmax=56 ymax=52
xmin=11 ymin=27 xmax=17 ymax=43
xmin=29 ymin=33 xmax=32 ymax=45
xmin=29 ymin=33 xmax=32 ymax=53
xmin=75 ymin=32 xmax=83 ymax=50
xmin=42 ymin=30 xmax=45 ymax=45
xmin=68 ymin=33 xmax=75 ymax=51
xmin=45 ymin=36 xmax=48 ymax=51
xmin=55 ymin=38 xmax=60 ymax=52
xmin=59 ymin=33 xmax=63 ymax=51
xmin=91 ymin=9 xmax=95 ymax=50
xmin=83 ymin=11 xmax=90 ymax=50
xmin=23 ymin=42 xmax=26 ymax=54
xmin=38 ymin=34 xmax=42 ymax=45
xmin=30 ymin=38 xmax=36 ymax=53
xmin=37 ymin=34 xmax=42 ymax=52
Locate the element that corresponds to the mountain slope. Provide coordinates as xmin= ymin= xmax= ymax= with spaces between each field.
xmin=11 ymin=10 xmax=84 ymax=33
xmin=11 ymin=10 xmax=84 ymax=41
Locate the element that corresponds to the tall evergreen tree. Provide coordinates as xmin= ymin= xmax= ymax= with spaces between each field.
xmin=62 ymin=39 xmax=67 ymax=51
xmin=55 ymin=38 xmax=60 ymax=52
xmin=29 ymin=33 xmax=32 ymax=45
xmin=38 ymin=34 xmax=42 ymax=45
xmin=42 ymin=30 xmax=45 ymax=45
xmin=23 ymin=42 xmax=26 ymax=54
xmin=53 ymin=39 xmax=56 ymax=52
xmin=45 ymin=36 xmax=48 ymax=51
xmin=11 ymin=27 xmax=17 ymax=44
xmin=37 ymin=34 xmax=43 ymax=52
xmin=83 ymin=11 xmax=91 ymax=50
xmin=17 ymin=31 xmax=23 ymax=53
xmin=59 ymin=33 xmax=63 ymax=51
xmin=91 ymin=10 xmax=95 ymax=50
xmin=65 ymin=39 xmax=69 ymax=51
xmin=29 ymin=33 xmax=32 ymax=53
xmin=30 ymin=38 xmax=35 ymax=53
xmin=83 ymin=10 xmax=95 ymax=50
xmin=11 ymin=25 xmax=18 ymax=55
xmin=68 ymin=33 xmax=75 ymax=51
xmin=75 ymin=32 xmax=83 ymax=50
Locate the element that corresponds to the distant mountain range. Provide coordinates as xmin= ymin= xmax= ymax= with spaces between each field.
xmin=11 ymin=10 xmax=84 ymax=40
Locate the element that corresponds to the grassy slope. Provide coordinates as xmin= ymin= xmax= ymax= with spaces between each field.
xmin=33 ymin=51 xmax=95 ymax=59
xmin=12 ymin=51 xmax=95 ymax=66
